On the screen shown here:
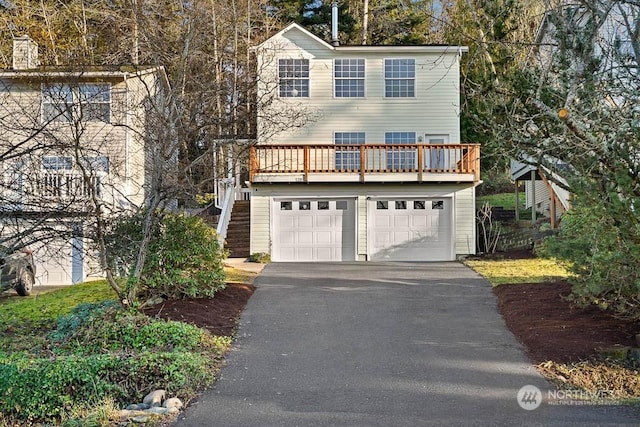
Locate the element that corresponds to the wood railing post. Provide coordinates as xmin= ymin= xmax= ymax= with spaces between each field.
xmin=417 ymin=144 xmax=423 ymax=182
xmin=360 ymin=145 xmax=366 ymax=183
xmin=303 ymin=146 xmax=309 ymax=182
xmin=249 ymin=146 xmax=256 ymax=182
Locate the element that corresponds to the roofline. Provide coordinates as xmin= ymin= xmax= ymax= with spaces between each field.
xmin=256 ymin=23 xmax=468 ymax=54
xmin=0 ymin=66 xmax=165 ymax=80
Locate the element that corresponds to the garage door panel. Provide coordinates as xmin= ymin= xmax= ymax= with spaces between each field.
xmin=316 ymin=231 xmax=332 ymax=244
xmin=369 ymin=198 xmax=453 ymax=261
xmin=273 ymin=199 xmax=356 ymax=262
xmin=298 ymin=216 xmax=313 ymax=227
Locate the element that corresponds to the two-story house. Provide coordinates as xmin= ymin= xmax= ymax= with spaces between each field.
xmin=249 ymin=22 xmax=479 ymax=262
xmin=0 ymin=36 xmax=169 ymax=286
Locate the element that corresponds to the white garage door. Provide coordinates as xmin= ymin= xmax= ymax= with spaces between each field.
xmin=273 ymin=199 xmax=356 ymax=262
xmin=369 ymin=198 xmax=453 ymax=261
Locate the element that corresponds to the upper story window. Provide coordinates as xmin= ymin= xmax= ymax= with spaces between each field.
xmin=334 ymin=59 xmax=365 ymax=98
xmin=42 ymin=83 xmax=111 ymax=123
xmin=278 ymin=59 xmax=309 ymax=98
xmin=384 ymin=59 xmax=415 ymax=98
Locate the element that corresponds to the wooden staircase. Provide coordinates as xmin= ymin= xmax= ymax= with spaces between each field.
xmin=225 ymin=200 xmax=251 ymax=258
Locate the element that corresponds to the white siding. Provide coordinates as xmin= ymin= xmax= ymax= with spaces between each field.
xmin=257 ymin=26 xmax=463 ymax=146
xmin=250 ymin=183 xmax=476 ymax=259
xmin=454 ymin=186 xmax=476 ymax=255
xmin=250 ymin=194 xmax=271 ymax=254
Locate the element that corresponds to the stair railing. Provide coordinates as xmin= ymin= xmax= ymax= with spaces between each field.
xmin=216 ymin=177 xmax=237 ymax=246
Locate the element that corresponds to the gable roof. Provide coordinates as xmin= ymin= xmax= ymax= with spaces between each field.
xmin=257 ymin=22 xmax=468 ymax=54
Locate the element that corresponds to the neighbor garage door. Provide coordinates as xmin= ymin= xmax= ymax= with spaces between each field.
xmin=273 ymin=198 xmax=356 ymax=261
xmin=369 ymin=198 xmax=453 ymax=261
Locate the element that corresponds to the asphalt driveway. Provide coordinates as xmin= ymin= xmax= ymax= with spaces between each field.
xmin=173 ymin=262 xmax=639 ymax=426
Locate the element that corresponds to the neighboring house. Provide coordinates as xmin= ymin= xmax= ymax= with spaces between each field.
xmin=510 ymin=159 xmax=571 ymax=227
xmin=0 ymin=36 xmax=169 ymax=286
xmin=249 ymin=21 xmax=479 ymax=262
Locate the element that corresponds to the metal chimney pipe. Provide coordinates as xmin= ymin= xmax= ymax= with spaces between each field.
xmin=331 ymin=1 xmax=339 ymax=46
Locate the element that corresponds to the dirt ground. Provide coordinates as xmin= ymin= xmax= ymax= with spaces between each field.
xmin=144 ymin=283 xmax=256 ymax=337
xmin=145 ymin=257 xmax=638 ymax=365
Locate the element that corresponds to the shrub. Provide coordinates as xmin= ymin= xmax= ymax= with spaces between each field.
xmin=540 ymin=197 xmax=640 ymax=320
xmin=249 ymin=252 xmax=271 ymax=263
xmin=105 ymin=212 xmax=226 ymax=301
xmin=1 ymin=313 xmax=230 ymax=424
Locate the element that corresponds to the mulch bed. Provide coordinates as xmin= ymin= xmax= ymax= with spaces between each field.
xmin=144 ymin=256 xmax=639 ymax=366
xmin=143 ymin=283 xmax=256 ymax=337
xmin=494 ymin=280 xmax=639 ymax=363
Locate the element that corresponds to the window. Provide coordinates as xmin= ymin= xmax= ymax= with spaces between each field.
xmin=280 ymin=201 xmax=292 ymax=210
xmin=334 ymin=59 xmax=364 ymax=97
xmin=299 ymin=201 xmax=311 ymax=210
xmin=384 ymin=59 xmax=415 ymax=97
xmin=79 ymin=84 xmax=111 ymax=122
xmin=40 ymin=155 xmax=108 ymax=198
xmin=318 ymin=201 xmax=329 ymax=210
xmin=395 ymin=201 xmax=407 ymax=210
xmin=432 ymin=200 xmax=444 ymax=210
xmin=44 ymin=84 xmax=111 ymax=122
xmin=335 ymin=132 xmax=365 ymax=171
xmin=83 ymin=156 xmax=110 ymax=174
xmin=42 ymin=83 xmax=111 ymax=123
xmin=42 ymin=156 xmax=72 ymax=170
xmin=376 ymin=201 xmax=388 ymax=210
xmin=278 ymin=59 xmax=309 ymax=97
xmin=42 ymin=85 xmax=73 ymax=122
xmin=385 ymin=132 xmax=416 ymax=171
xmin=414 ymin=200 xmax=426 ymax=210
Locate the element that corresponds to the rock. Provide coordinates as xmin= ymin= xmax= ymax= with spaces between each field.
xmin=627 ymin=348 xmax=640 ymax=364
xmin=163 ymin=397 xmax=183 ymax=409
xmin=145 ymin=296 xmax=164 ymax=306
xmin=132 ymin=415 xmax=150 ymax=424
xmin=126 ymin=404 xmax=140 ymax=411
xmin=167 ymin=407 xmax=180 ymax=415
xmin=596 ymin=345 xmax=631 ymax=360
xmin=143 ymin=389 xmax=166 ymax=407
xmin=138 ymin=403 xmax=151 ymax=410
xmin=146 ymin=406 xmax=169 ymax=415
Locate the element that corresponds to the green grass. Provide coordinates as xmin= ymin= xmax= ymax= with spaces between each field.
xmin=0 ymin=280 xmax=117 ymax=331
xmin=465 ymin=258 xmax=573 ymax=286
xmin=477 ymin=192 xmax=524 ymax=210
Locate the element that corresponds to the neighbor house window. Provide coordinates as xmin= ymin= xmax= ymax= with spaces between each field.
xmin=385 ymin=131 xmax=416 ymax=171
xmin=278 ymin=59 xmax=309 ymax=97
xmin=42 ymin=83 xmax=111 ymax=123
xmin=384 ymin=59 xmax=415 ymax=97
xmin=335 ymin=132 xmax=365 ymax=171
xmin=334 ymin=59 xmax=365 ymax=97
xmin=40 ymin=155 xmax=108 ymax=198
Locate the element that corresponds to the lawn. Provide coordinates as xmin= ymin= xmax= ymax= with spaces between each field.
xmin=0 ymin=265 xmax=253 ymax=426
xmin=477 ymin=192 xmax=524 ymax=210
xmin=465 ymin=258 xmax=573 ymax=286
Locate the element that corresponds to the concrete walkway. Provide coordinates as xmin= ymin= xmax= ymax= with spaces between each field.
xmin=173 ymin=262 xmax=640 ymax=426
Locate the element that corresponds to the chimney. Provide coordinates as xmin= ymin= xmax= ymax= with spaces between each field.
xmin=13 ymin=35 xmax=39 ymax=70
xmin=331 ymin=1 xmax=339 ymax=47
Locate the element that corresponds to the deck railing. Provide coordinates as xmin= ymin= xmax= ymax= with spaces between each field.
xmin=249 ymin=143 xmax=480 ymax=183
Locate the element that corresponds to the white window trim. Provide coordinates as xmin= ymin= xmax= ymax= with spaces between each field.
xmin=333 ymin=58 xmax=366 ymax=98
xmin=383 ymin=58 xmax=417 ymax=99
xmin=277 ymin=58 xmax=310 ymax=98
